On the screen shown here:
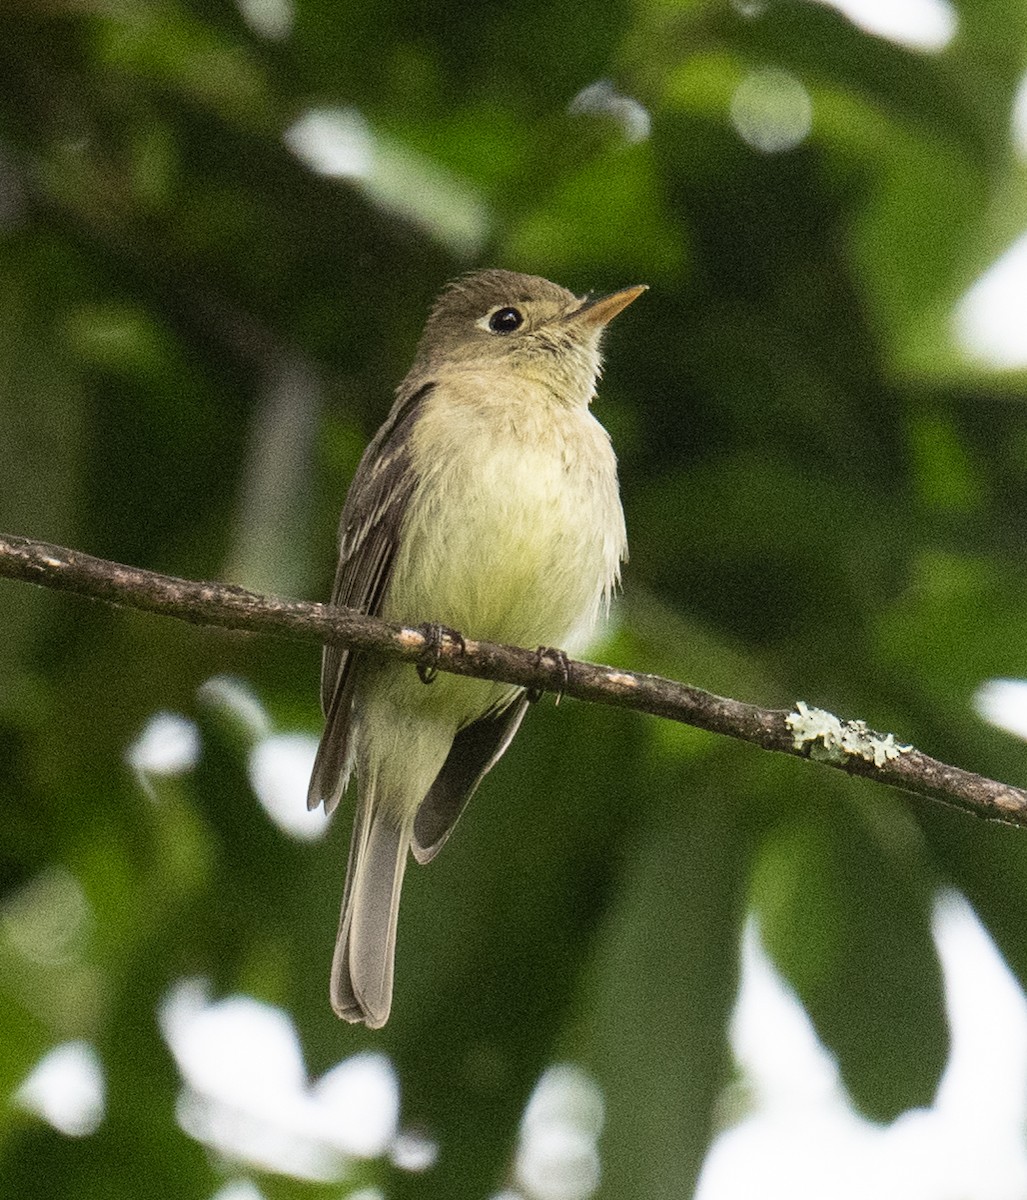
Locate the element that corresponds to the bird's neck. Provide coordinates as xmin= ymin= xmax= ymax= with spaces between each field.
xmin=432 ymin=354 xmax=600 ymax=413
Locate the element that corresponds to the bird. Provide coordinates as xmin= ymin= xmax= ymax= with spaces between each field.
xmin=308 ymin=268 xmax=644 ymax=1027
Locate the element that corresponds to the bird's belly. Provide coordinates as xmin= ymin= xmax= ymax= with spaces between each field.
xmin=384 ymin=437 xmax=617 ymax=654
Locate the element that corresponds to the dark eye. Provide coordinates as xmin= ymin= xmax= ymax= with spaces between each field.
xmin=488 ymin=306 xmax=523 ymax=333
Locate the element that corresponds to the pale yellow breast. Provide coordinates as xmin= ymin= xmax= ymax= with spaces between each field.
xmin=384 ymin=373 xmax=626 ymax=654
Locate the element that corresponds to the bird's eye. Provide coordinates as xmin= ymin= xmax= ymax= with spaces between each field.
xmin=488 ymin=307 xmax=523 ymax=334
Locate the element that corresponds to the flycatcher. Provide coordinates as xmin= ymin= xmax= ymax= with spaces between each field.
xmin=308 ymin=269 xmax=644 ymax=1027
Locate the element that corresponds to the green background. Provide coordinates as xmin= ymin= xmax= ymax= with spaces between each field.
xmin=3 ymin=0 xmax=1027 ymax=1196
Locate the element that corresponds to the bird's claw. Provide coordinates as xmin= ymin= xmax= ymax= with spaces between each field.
xmin=526 ymin=646 xmax=571 ymax=705
xmin=416 ymin=623 xmax=466 ymax=684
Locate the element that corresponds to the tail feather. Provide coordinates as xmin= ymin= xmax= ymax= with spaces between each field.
xmin=307 ymin=673 xmax=357 ymax=814
xmin=331 ymin=796 xmax=411 ymax=1028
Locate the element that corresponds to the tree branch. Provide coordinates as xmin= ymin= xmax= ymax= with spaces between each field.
xmin=2 ymin=530 xmax=1024 ymax=827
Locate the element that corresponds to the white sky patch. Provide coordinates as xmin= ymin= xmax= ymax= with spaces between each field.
xmin=161 ymin=980 xmax=399 ymax=1181
xmin=974 ymin=678 xmax=1027 ymax=740
xmin=1013 ymin=72 xmax=1027 ymax=157
xmin=210 ymin=1183 xmax=266 ymax=1200
xmin=210 ymin=1182 xmax=266 ymax=1200
xmin=284 ymin=108 xmax=373 ymax=179
xmin=696 ymin=891 xmax=1027 ymax=1199
xmin=310 ymin=1051 xmax=400 ymax=1159
xmin=730 ymin=69 xmax=812 ymax=154
xmin=126 ymin=711 xmax=200 ymax=777
xmin=248 ymin=732 xmax=327 ymax=840
xmin=235 ymin=0 xmax=293 ymax=40
xmin=810 ymin=0 xmax=956 ymax=52
xmin=390 ymin=1129 xmax=438 ymax=1172
xmin=14 ymin=1041 xmax=106 ymax=1137
xmin=159 ymin=982 xmax=604 ymax=1195
xmin=284 ymin=107 xmax=490 ymax=257
xmin=953 ymin=231 xmax=1027 ymax=369
xmin=931 ymin=893 xmax=1027 ymax=1146
xmin=567 ymin=81 xmax=651 ymax=144
xmin=198 ymin=675 xmax=273 ymax=740
xmin=2 ymin=867 xmax=91 ymax=967
xmin=198 ymin=677 xmax=328 ymax=838
xmin=731 ymin=0 xmax=770 ymax=17
xmin=515 ymin=1064 xmax=604 ymax=1200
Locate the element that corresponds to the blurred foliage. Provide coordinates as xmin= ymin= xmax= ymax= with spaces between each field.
xmin=3 ymin=0 xmax=1027 ymax=1196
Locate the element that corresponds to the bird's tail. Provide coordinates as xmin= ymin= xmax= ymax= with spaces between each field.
xmin=331 ymin=783 xmax=412 ymax=1029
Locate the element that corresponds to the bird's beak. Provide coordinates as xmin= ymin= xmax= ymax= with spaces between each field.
xmin=567 ymin=284 xmax=648 ymax=328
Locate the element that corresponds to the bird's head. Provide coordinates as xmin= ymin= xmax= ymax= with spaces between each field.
xmin=411 ymin=269 xmax=646 ymax=403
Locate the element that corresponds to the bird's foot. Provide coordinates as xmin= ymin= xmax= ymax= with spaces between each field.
xmin=416 ymin=623 xmax=466 ymax=684
xmin=526 ymin=646 xmax=571 ymax=705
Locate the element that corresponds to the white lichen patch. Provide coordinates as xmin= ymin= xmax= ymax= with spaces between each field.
xmin=786 ymin=700 xmax=912 ymax=768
